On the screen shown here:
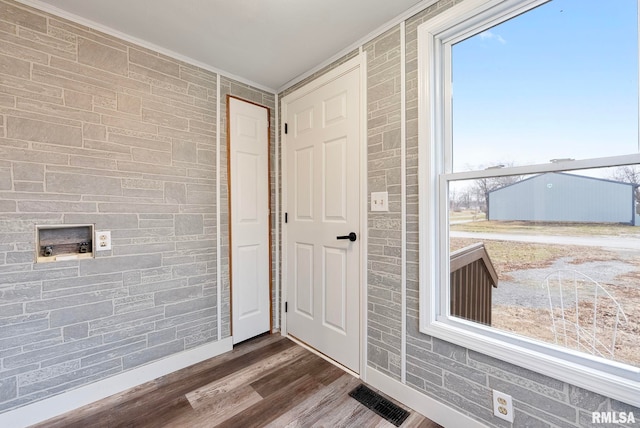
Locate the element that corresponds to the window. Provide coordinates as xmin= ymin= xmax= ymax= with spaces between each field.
xmin=418 ymin=0 xmax=640 ymax=406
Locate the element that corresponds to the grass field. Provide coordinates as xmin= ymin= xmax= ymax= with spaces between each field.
xmin=450 ymin=218 xmax=640 ymax=237
xmin=450 ymin=238 xmax=621 ymax=278
xmin=449 ymin=210 xmax=486 ymax=222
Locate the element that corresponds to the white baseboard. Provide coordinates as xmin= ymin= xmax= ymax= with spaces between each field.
xmin=366 ymin=366 xmax=488 ymax=428
xmin=0 ymin=337 xmax=233 ymax=428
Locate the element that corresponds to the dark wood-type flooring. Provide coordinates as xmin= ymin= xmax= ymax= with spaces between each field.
xmin=33 ymin=334 xmax=442 ymax=428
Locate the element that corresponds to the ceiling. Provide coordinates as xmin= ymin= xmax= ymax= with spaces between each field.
xmin=26 ymin=0 xmax=425 ymax=91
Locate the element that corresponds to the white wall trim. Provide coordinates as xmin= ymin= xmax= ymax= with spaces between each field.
xmin=216 ymin=74 xmax=223 ymax=341
xmin=277 ymin=0 xmax=440 ymax=93
xmin=280 ymin=57 xmax=363 ymax=104
xmin=366 ymin=367 xmax=489 ymax=428
xmin=13 ymin=0 xmax=276 ymax=94
xmin=280 ymin=104 xmax=289 ymax=337
xmin=400 ymin=20 xmax=408 ymax=386
xmin=16 ymin=0 xmax=439 ymax=96
xmin=274 ymin=93 xmax=281 ymax=331
xmin=0 ymin=338 xmax=233 ymax=428
xmin=359 ymin=47 xmax=369 ymax=383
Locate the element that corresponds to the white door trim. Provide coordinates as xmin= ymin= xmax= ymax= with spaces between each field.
xmin=358 ymin=48 xmax=368 ymax=382
xmin=281 ymin=54 xmax=367 ymax=379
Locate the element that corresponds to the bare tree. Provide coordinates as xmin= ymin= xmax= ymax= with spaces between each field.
xmin=471 ymin=162 xmax=523 ymax=214
xmin=610 ymin=165 xmax=640 ymax=214
xmin=457 ymin=189 xmax=471 ymax=210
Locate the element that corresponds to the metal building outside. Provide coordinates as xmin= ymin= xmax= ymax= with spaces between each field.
xmin=487 ymin=172 xmax=638 ymax=225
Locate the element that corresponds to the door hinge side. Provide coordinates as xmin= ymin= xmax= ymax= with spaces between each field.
xmin=285 ymin=302 xmax=288 ymax=313
xmin=284 ymin=123 xmax=288 ymax=134
xmin=285 ymin=212 xmax=288 ymax=223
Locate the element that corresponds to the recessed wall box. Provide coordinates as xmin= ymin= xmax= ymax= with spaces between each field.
xmin=36 ymin=224 xmax=94 ymax=263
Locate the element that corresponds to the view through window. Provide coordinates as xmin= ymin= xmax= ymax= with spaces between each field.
xmin=447 ymin=0 xmax=640 ymax=368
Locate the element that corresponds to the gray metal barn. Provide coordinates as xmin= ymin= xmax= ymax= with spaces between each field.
xmin=488 ymin=172 xmax=638 ymax=225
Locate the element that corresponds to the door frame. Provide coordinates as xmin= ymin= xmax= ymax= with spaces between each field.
xmin=280 ymin=54 xmax=368 ymax=378
xmin=227 ymin=95 xmax=273 ymax=340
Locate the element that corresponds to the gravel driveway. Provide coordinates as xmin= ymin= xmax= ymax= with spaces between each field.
xmin=493 ymin=257 xmax=638 ymax=309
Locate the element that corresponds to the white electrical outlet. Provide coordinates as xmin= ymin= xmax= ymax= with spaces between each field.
xmin=371 ymin=191 xmax=389 ymax=212
xmin=95 ymin=230 xmax=111 ymax=251
xmin=492 ymin=390 xmax=514 ymax=423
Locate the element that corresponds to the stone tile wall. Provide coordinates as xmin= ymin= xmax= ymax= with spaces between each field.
xmin=364 ymin=26 xmax=404 ymax=380
xmin=0 ymin=0 xmax=275 ymax=413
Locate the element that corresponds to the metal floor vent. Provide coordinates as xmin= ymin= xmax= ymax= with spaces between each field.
xmin=348 ymin=384 xmax=410 ymax=426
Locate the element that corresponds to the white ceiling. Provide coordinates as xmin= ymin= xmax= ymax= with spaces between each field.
xmin=26 ymin=0 xmax=426 ymax=91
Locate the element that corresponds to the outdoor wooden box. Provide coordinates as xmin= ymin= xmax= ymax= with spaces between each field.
xmin=450 ymin=243 xmax=498 ymax=326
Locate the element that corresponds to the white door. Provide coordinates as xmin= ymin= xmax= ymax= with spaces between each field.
xmin=283 ymin=61 xmax=361 ymax=372
xmin=229 ymin=97 xmax=270 ymax=345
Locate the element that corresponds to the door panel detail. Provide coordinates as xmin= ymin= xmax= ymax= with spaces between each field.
xmin=323 ymin=246 xmax=347 ymax=332
xmin=323 ymin=137 xmax=347 ymax=221
xmin=295 ymin=243 xmax=314 ymax=318
xmin=295 ymin=107 xmax=314 ymax=136
xmin=295 ymin=147 xmax=314 ymax=221
xmin=237 ymin=152 xmax=259 ymax=223
xmin=237 ymin=114 xmax=258 ymax=139
xmin=237 ymin=244 xmax=260 ymax=318
xmin=323 ymin=91 xmax=347 ymax=127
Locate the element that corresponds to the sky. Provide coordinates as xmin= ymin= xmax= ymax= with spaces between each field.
xmin=451 ymin=0 xmax=639 ymax=172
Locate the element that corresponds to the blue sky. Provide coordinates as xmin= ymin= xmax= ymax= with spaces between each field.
xmin=452 ymin=0 xmax=639 ymax=172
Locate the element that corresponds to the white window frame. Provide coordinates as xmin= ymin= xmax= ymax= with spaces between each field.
xmin=418 ymin=0 xmax=640 ymax=407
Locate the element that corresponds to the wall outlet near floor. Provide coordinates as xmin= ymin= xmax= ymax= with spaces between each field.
xmin=95 ymin=230 xmax=112 ymax=251
xmin=492 ymin=390 xmax=514 ymax=423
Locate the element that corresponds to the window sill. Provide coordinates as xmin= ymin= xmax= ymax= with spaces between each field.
xmin=419 ymin=317 xmax=640 ymax=408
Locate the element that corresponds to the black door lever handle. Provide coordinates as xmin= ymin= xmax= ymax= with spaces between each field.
xmin=336 ymin=232 xmax=357 ymax=242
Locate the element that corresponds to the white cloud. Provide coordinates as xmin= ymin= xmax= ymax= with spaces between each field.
xmin=479 ymin=30 xmax=507 ymax=45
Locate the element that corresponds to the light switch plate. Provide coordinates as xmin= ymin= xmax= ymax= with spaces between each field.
xmin=371 ymin=191 xmax=389 ymax=212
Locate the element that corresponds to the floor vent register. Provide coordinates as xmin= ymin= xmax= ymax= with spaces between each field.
xmin=348 ymin=384 xmax=410 ymax=426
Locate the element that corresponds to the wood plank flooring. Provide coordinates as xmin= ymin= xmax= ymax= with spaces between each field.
xmin=33 ymin=334 xmax=441 ymax=428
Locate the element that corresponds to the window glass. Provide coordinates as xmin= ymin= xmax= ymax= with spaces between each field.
xmin=420 ymin=0 xmax=640 ymax=406
xmin=448 ymin=167 xmax=640 ymax=367
xmin=451 ymin=0 xmax=639 ymax=172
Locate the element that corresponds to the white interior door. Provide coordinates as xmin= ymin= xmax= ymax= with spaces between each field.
xmin=229 ymin=97 xmax=270 ymax=345
xmin=284 ymin=62 xmax=361 ymax=372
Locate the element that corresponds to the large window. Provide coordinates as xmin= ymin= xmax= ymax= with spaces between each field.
xmin=418 ymin=0 xmax=640 ymax=406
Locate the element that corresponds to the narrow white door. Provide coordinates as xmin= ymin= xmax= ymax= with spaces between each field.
xmin=284 ymin=63 xmax=361 ymax=372
xmin=229 ymin=97 xmax=270 ymax=345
